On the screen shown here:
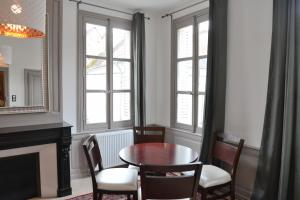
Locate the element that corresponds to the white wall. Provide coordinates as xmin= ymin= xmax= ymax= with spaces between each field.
xmin=155 ymin=0 xmax=273 ymax=148
xmin=225 ymin=0 xmax=273 ymax=148
xmin=0 ymin=36 xmax=43 ymax=107
xmin=144 ymin=13 xmax=159 ymax=125
xmin=155 ymin=17 xmax=171 ymax=126
xmin=62 ymin=1 xmax=78 ymax=132
xmin=62 ymin=1 xmax=160 ymax=132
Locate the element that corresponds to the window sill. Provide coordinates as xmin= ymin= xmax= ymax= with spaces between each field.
xmin=74 ymin=126 xmax=133 ymax=135
xmin=167 ymin=127 xmax=202 ymax=138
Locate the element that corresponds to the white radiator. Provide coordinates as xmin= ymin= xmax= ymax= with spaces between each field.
xmin=95 ymin=129 xmax=133 ymax=168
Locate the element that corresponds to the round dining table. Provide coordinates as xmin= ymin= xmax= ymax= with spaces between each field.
xmin=119 ymin=143 xmax=199 ymax=166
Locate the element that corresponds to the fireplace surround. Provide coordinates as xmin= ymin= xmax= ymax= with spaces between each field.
xmin=0 ymin=122 xmax=72 ymax=198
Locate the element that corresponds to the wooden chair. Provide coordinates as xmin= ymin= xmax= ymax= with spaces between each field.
xmin=82 ymin=135 xmax=138 ymax=200
xmin=198 ymin=137 xmax=244 ymax=200
xmin=133 ymin=126 xmax=165 ymax=144
xmin=140 ymin=162 xmax=202 ymax=200
xmin=129 ymin=126 xmax=166 ymax=171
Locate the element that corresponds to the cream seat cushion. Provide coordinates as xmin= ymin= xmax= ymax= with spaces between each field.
xmin=183 ymin=164 xmax=231 ymax=188
xmin=128 ymin=164 xmax=140 ymax=172
xmin=96 ymin=168 xmax=138 ymax=191
xmin=199 ymin=165 xmax=231 ymax=188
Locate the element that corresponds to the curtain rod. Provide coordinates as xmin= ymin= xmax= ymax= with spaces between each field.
xmin=161 ymin=0 xmax=208 ymax=18
xmin=69 ymin=0 xmax=151 ymax=20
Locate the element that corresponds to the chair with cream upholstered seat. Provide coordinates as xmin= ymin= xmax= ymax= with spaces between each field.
xmin=83 ymin=135 xmax=138 ymax=200
xmin=198 ymin=137 xmax=244 ymax=200
xmin=133 ymin=126 xmax=165 ymax=144
xmin=140 ymin=162 xmax=202 ymax=200
xmin=128 ymin=126 xmax=166 ymax=171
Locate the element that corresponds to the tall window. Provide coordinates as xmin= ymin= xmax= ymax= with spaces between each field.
xmin=79 ymin=12 xmax=132 ymax=131
xmin=172 ymin=11 xmax=209 ymax=132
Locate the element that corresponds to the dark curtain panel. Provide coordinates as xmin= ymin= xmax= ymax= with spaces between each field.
xmin=132 ymin=12 xmax=146 ymax=126
xmin=200 ymin=0 xmax=228 ymax=163
xmin=252 ymin=0 xmax=300 ymax=199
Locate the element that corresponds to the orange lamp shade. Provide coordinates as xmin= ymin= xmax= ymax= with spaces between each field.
xmin=0 ymin=23 xmax=45 ymax=39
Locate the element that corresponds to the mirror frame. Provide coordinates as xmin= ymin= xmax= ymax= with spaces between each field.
xmin=0 ymin=0 xmax=61 ymax=114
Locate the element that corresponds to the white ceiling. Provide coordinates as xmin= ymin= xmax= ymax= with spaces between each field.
xmin=87 ymin=0 xmax=201 ymax=12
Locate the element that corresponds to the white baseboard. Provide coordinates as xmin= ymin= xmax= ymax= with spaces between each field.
xmin=71 ymin=169 xmax=89 ymax=179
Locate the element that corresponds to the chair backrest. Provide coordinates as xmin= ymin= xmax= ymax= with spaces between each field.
xmin=82 ymin=135 xmax=104 ymax=189
xmin=133 ymin=126 xmax=165 ymax=144
xmin=212 ymin=137 xmax=244 ymax=178
xmin=140 ymin=162 xmax=202 ymax=200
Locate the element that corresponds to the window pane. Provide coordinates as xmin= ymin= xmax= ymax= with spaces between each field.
xmin=177 ymin=25 xmax=193 ymax=58
xmin=199 ymin=21 xmax=209 ymax=56
xmin=113 ymin=61 xmax=130 ymax=90
xmin=199 ymin=58 xmax=207 ymax=92
xmin=113 ymin=28 xmax=130 ymax=59
xmin=86 ymin=58 xmax=106 ymax=90
xmin=198 ymin=94 xmax=205 ymax=127
xmin=86 ymin=23 xmax=106 ymax=57
xmin=177 ymin=60 xmax=193 ymax=92
xmin=113 ymin=93 xmax=130 ymax=122
xmin=177 ymin=94 xmax=192 ymax=125
xmin=86 ymin=93 xmax=106 ymax=124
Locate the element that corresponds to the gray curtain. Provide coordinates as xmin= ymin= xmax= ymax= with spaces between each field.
xmin=200 ymin=0 xmax=228 ymax=163
xmin=252 ymin=0 xmax=300 ymax=199
xmin=132 ymin=12 xmax=146 ymax=126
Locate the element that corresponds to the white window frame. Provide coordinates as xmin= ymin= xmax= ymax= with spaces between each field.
xmin=171 ymin=9 xmax=209 ymax=133
xmin=78 ymin=11 xmax=133 ymax=132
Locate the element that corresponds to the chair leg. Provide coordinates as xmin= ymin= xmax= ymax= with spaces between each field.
xmin=127 ymin=194 xmax=131 ymax=200
xmin=201 ymin=190 xmax=207 ymax=200
xmin=230 ymin=183 xmax=235 ymax=200
xmin=93 ymin=192 xmax=98 ymax=200
xmin=133 ymin=191 xmax=138 ymax=200
xmin=97 ymin=193 xmax=103 ymax=200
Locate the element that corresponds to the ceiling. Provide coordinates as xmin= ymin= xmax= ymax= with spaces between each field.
xmin=87 ymin=0 xmax=202 ymax=12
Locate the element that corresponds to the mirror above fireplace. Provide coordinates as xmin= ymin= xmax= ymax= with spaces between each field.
xmin=0 ymin=0 xmax=49 ymax=114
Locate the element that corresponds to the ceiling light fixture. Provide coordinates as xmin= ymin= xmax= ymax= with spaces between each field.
xmin=10 ymin=4 xmax=22 ymax=14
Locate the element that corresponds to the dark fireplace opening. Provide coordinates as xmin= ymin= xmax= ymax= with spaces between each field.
xmin=0 ymin=153 xmax=41 ymax=200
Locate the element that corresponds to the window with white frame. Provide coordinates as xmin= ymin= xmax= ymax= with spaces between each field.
xmin=172 ymin=11 xmax=209 ymax=132
xmin=78 ymin=12 xmax=132 ymax=131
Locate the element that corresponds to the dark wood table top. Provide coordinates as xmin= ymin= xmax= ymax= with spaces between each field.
xmin=119 ymin=143 xmax=199 ymax=166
